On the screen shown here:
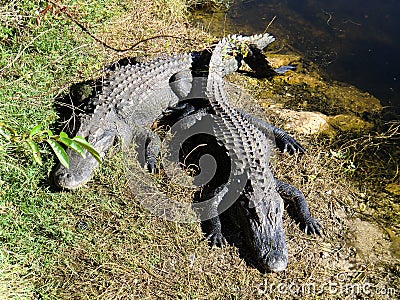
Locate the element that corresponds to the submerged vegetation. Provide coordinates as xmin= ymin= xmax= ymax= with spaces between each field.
xmin=0 ymin=0 xmax=398 ymax=299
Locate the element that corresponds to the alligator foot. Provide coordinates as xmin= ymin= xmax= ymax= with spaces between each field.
xmin=274 ymin=178 xmax=321 ymax=235
xmin=304 ymin=217 xmax=323 ymax=235
xmin=202 ymin=215 xmax=227 ymax=247
xmin=206 ymin=230 xmax=227 ymax=247
xmin=272 ymin=126 xmax=306 ymax=154
xmin=146 ymin=157 xmax=159 ymax=174
xmin=274 ymin=65 xmax=296 ymax=74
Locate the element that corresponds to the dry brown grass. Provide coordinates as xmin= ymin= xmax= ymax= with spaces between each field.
xmin=2 ymin=0 xmax=398 ymax=298
xmin=46 ymin=137 xmax=399 ymax=299
xmin=48 ymin=84 xmax=398 ymax=299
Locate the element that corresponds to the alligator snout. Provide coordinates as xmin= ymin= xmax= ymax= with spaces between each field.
xmin=53 ymin=149 xmax=98 ymax=190
xmin=54 ymin=171 xmax=80 ymax=190
xmin=263 ymin=250 xmax=288 ymax=272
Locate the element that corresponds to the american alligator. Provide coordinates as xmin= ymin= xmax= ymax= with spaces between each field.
xmin=154 ymin=37 xmax=321 ymax=272
xmin=52 ymin=33 xmax=320 ymax=272
xmin=53 ymin=33 xmax=286 ymax=189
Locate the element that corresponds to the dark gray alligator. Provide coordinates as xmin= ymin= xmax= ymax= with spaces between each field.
xmin=154 ymin=37 xmax=321 ymax=272
xmin=53 ymin=33 xmax=281 ymax=189
xmin=53 ymin=33 xmax=320 ymax=272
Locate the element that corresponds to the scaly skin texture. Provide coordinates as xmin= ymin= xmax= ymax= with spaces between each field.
xmin=156 ymin=37 xmax=321 ymax=272
xmin=52 ymin=33 xmax=321 ymax=272
xmin=53 ymin=34 xmax=277 ymax=189
xmin=53 ymin=54 xmax=194 ymax=189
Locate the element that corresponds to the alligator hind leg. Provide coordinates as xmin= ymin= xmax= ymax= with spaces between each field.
xmin=238 ymin=110 xmax=306 ymax=154
xmin=159 ymin=101 xmax=306 ymax=155
xmin=145 ymin=131 xmax=161 ymax=173
xmin=274 ymin=178 xmax=321 ymax=235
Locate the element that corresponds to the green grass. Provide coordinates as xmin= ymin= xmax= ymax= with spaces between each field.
xmin=1 ymin=1 xmax=399 ymax=299
xmin=0 ymin=0 xmax=198 ymax=298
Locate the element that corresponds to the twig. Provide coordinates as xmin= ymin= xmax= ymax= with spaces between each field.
xmin=322 ymin=10 xmax=333 ymax=27
xmin=183 ymin=143 xmax=208 ymax=168
xmin=265 ymin=16 xmax=276 ymax=32
xmin=48 ymin=0 xmax=193 ymax=53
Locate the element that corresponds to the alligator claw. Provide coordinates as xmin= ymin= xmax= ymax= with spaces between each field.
xmin=206 ymin=231 xmax=227 ymax=247
xmin=304 ymin=218 xmax=323 ymax=236
xmin=146 ymin=159 xmax=159 ymax=174
xmin=282 ymin=136 xmax=306 ymax=155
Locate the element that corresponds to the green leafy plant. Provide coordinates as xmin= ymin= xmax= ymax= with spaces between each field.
xmin=0 ymin=123 xmax=101 ymax=168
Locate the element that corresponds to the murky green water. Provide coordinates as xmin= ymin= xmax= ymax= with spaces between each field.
xmin=193 ymin=0 xmax=400 ymax=119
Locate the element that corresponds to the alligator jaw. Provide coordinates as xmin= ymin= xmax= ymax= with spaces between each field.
xmin=53 ymin=149 xmax=99 ymax=190
xmin=53 ymin=126 xmax=117 ymax=190
xmin=259 ymin=231 xmax=288 ymax=272
xmin=238 ymin=189 xmax=288 ymax=272
xmin=262 ymin=250 xmax=288 ymax=272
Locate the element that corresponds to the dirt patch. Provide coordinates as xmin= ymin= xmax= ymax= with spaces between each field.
xmin=348 ymin=218 xmax=392 ymax=262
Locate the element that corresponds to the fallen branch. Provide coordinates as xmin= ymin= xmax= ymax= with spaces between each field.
xmin=47 ymin=0 xmax=193 ymax=53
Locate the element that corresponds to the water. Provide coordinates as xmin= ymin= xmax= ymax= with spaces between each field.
xmin=194 ymin=0 xmax=400 ymax=119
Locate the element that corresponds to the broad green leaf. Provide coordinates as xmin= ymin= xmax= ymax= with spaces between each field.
xmin=59 ymin=132 xmax=68 ymax=139
xmin=57 ymin=134 xmax=86 ymax=158
xmin=72 ymin=136 xmax=101 ymax=163
xmin=72 ymin=136 xmax=92 ymax=147
xmin=47 ymin=139 xmax=69 ymax=169
xmin=26 ymin=140 xmax=42 ymax=165
xmin=29 ymin=124 xmax=42 ymax=138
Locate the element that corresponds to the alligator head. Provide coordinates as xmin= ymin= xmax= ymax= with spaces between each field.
xmin=235 ymin=183 xmax=288 ymax=272
xmin=53 ymin=105 xmax=123 ymax=190
xmin=53 ymin=127 xmax=117 ymax=190
xmin=53 ymin=148 xmax=100 ymax=190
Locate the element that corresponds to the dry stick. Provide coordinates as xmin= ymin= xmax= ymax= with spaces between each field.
xmin=48 ymin=0 xmax=193 ymax=53
xmin=265 ymin=16 xmax=276 ymax=32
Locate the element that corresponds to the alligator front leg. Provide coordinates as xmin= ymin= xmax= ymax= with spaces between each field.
xmin=158 ymin=101 xmax=198 ymax=124
xmin=195 ymin=184 xmax=230 ymax=247
xmin=145 ymin=131 xmax=161 ymax=173
xmin=274 ymin=178 xmax=321 ymax=235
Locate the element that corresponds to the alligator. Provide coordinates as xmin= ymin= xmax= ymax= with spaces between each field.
xmin=53 ymin=33 xmax=285 ymax=189
xmin=153 ymin=37 xmax=321 ymax=272
xmin=52 ymin=33 xmax=321 ymax=272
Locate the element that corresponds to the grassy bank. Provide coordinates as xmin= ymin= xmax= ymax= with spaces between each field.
xmin=0 ymin=1 xmax=398 ymax=299
xmin=0 ymin=0 xmax=205 ymax=298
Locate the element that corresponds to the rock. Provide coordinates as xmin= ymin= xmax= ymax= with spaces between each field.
xmin=266 ymin=107 xmax=375 ymax=136
xmin=269 ymin=107 xmax=334 ymax=136
xmin=327 ymin=114 xmax=374 ymax=133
